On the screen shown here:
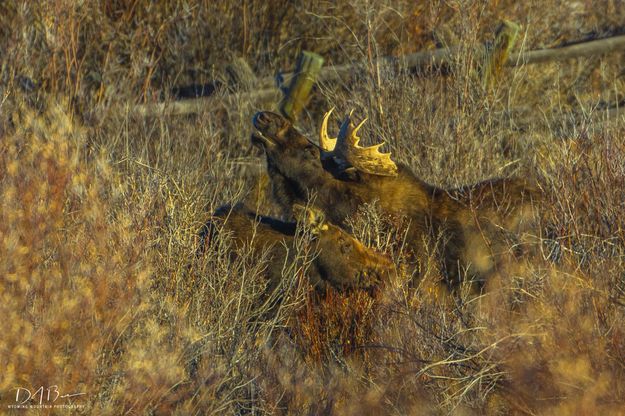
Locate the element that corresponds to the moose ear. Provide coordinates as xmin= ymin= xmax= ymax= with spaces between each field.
xmin=293 ymin=204 xmax=328 ymax=235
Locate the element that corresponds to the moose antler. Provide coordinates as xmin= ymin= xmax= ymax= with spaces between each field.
xmin=319 ymin=108 xmax=398 ymax=176
xmin=319 ymin=107 xmax=338 ymax=152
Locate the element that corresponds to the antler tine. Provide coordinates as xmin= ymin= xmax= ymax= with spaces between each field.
xmin=351 ymin=117 xmax=368 ymax=144
xmin=338 ymin=111 xmax=398 ymax=177
xmin=319 ymin=107 xmax=337 ymax=151
xmin=320 ymin=108 xmax=398 ymax=176
xmin=337 ymin=112 xmax=365 ymax=145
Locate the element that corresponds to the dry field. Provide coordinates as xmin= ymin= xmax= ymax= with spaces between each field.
xmin=1 ymin=1 xmax=625 ymax=414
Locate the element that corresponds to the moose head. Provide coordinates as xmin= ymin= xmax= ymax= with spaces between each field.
xmin=251 ymin=110 xmax=401 ymax=221
xmin=202 ymin=203 xmax=394 ymax=291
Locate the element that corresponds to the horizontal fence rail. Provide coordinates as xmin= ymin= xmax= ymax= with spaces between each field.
xmin=126 ymin=34 xmax=625 ymax=120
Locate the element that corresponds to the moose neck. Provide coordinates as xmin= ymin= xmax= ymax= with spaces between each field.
xmin=294 ymin=161 xmax=441 ymax=226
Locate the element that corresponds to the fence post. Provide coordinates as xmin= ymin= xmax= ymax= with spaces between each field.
xmin=279 ymin=51 xmax=324 ymax=121
xmin=482 ymin=20 xmax=520 ymax=88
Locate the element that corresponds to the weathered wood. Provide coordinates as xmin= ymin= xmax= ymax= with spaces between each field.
xmin=310 ymin=35 xmax=625 ymax=84
xmin=482 ymin=20 xmax=520 ymax=87
xmin=279 ymin=51 xmax=324 ymax=121
xmin=127 ymin=88 xmax=281 ymax=118
xmin=317 ymin=34 xmax=625 ymax=81
xmin=508 ymin=35 xmax=625 ymax=65
xmin=129 ymin=34 xmax=625 ymax=117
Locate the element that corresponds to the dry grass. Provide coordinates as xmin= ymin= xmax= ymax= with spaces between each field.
xmin=1 ymin=0 xmax=625 ymax=414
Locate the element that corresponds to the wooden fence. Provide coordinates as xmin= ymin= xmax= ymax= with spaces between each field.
xmin=127 ymin=26 xmax=625 ymax=121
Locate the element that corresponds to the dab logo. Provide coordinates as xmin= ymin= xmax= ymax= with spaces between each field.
xmin=8 ymin=385 xmax=86 ymax=410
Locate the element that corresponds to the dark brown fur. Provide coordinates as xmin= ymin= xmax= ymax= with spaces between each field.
xmin=200 ymin=203 xmax=394 ymax=292
xmin=251 ymin=111 xmax=542 ymax=286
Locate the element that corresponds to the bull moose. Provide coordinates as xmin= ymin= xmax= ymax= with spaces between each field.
xmin=200 ymin=203 xmax=394 ymax=292
xmin=251 ymin=110 xmax=541 ymax=287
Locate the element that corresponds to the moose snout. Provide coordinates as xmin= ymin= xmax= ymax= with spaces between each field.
xmin=356 ymin=264 xmax=392 ymax=290
xmin=253 ymin=111 xmax=278 ymax=131
xmin=252 ymin=112 xmax=278 ymax=148
xmin=252 ymin=111 xmax=287 ymax=135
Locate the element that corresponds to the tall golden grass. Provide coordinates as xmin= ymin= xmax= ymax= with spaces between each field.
xmin=1 ymin=0 xmax=625 ymax=414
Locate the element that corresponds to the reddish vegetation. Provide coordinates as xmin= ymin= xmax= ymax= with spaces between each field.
xmin=3 ymin=1 xmax=625 ymax=414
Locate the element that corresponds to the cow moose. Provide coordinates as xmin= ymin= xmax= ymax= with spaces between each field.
xmin=199 ymin=203 xmax=394 ymax=293
xmin=251 ymin=110 xmax=541 ymax=287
